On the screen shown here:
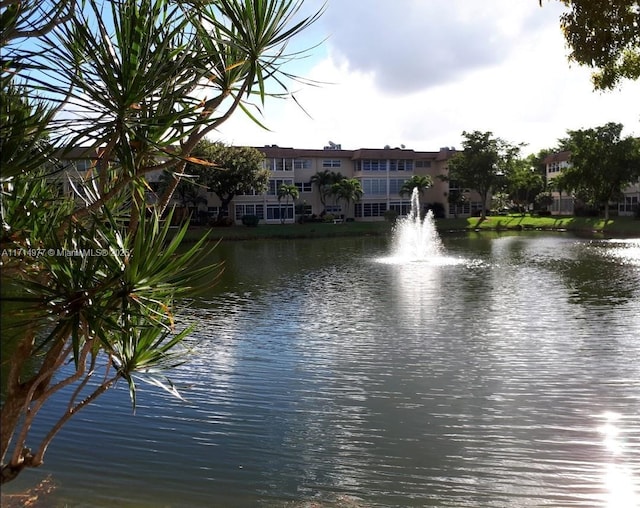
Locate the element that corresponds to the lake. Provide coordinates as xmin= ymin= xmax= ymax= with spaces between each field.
xmin=6 ymin=232 xmax=640 ymax=507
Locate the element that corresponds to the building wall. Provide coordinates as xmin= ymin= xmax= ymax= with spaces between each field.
xmin=54 ymin=144 xmax=479 ymax=223
xmin=203 ymin=145 xmax=464 ymax=223
xmin=619 ymin=182 xmax=640 ymax=217
xmin=544 ymin=151 xmax=573 ymax=215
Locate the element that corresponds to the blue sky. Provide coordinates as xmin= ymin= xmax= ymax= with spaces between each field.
xmin=216 ymin=0 xmax=640 ymax=155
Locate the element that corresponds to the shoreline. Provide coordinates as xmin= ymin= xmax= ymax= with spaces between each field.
xmin=176 ymin=216 xmax=640 ymax=243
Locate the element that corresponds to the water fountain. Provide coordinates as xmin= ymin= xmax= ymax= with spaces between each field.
xmin=390 ymin=187 xmax=444 ymax=262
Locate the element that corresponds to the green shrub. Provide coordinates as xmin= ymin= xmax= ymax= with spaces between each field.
xmin=241 ymin=214 xmax=260 ymax=227
xmin=384 ymin=209 xmax=399 ymax=223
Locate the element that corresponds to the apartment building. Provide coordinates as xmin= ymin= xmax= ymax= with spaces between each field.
xmin=544 ymin=151 xmax=574 ymax=215
xmin=51 ymin=143 xmax=489 ymax=223
xmin=544 ymin=150 xmax=640 ymax=217
xmin=213 ymin=144 xmax=490 ymax=223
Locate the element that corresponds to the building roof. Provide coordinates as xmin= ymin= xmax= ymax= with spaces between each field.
xmin=542 ymin=150 xmax=571 ymax=164
xmin=351 ymin=148 xmax=440 ymax=160
xmin=258 ymin=145 xmax=455 ymax=161
xmin=257 ymin=145 xmax=354 ymax=158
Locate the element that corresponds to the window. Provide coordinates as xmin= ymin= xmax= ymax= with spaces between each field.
xmin=322 ymin=160 xmax=341 ymax=168
xmin=325 ymin=205 xmax=341 ymax=214
xmin=362 ymin=179 xmax=387 ymax=195
xmin=449 ymin=202 xmax=470 ymax=216
xmin=208 ymin=206 xmax=227 ymax=217
xmin=547 ymin=161 xmax=566 ymax=174
xmin=389 ymin=201 xmax=411 ymax=216
xmin=235 ymin=204 xmax=264 ymax=219
xmin=357 ymin=159 xmax=386 ymax=172
xmin=294 ymin=159 xmax=312 ymax=170
xmin=415 ymin=160 xmax=431 ymax=168
xmin=295 ymin=181 xmax=313 ymax=193
xmin=390 ymin=160 xmax=414 ymax=171
xmin=389 ymin=179 xmax=407 ymax=194
xmin=619 ymin=195 xmax=638 ymax=214
xmin=276 ymin=159 xmax=293 ymax=171
xmin=267 ymin=204 xmax=294 ymax=221
xmin=268 ymin=178 xmax=294 ymax=195
xmin=264 ymin=158 xmax=294 ymax=171
xmin=355 ymin=202 xmax=387 ymax=218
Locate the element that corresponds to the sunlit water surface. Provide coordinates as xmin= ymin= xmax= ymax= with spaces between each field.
xmin=7 ymin=233 xmax=640 ymax=507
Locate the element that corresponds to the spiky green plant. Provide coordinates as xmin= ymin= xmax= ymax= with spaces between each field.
xmin=1 ymin=0 xmax=321 ymax=483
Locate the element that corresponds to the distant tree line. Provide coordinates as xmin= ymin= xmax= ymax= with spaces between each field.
xmin=446 ymin=123 xmax=640 ymax=220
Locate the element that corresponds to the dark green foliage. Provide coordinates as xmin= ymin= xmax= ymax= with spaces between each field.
xmin=448 ymin=131 xmax=522 ymax=220
xmin=384 ymin=209 xmax=399 ymax=223
xmin=559 ymin=122 xmax=640 ymax=219
xmin=241 ymin=214 xmax=260 ymax=227
xmin=187 ymin=141 xmax=269 ymax=221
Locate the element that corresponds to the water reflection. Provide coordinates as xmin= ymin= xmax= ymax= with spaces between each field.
xmin=598 ymin=412 xmax=639 ymax=508
xmin=7 ymin=233 xmax=640 ymax=507
xmin=598 ymin=239 xmax=640 ymax=266
xmin=529 ymin=237 xmax=640 ymax=307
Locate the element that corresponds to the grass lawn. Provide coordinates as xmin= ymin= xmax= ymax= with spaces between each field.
xmin=183 ymin=221 xmax=394 ymax=242
xmin=179 ymin=215 xmax=640 ymax=243
xmin=448 ymin=214 xmax=640 ymax=235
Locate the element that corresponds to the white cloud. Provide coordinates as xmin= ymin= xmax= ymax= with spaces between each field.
xmin=320 ymin=0 xmax=551 ymax=94
xmin=217 ymin=0 xmax=640 ymax=155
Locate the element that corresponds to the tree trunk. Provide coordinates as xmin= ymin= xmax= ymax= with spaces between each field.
xmin=217 ymin=195 xmax=233 ymax=222
xmin=1 ymin=332 xmax=42 ymax=484
xmin=1 ymin=332 xmax=36 ymax=467
xmin=1 ymin=327 xmax=68 ymax=483
xmin=481 ymin=191 xmax=488 ymax=220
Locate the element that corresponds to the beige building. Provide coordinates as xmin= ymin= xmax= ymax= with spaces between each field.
xmin=210 ymin=144 xmax=488 ymax=223
xmin=544 ymin=150 xmax=640 ymax=217
xmin=53 ymin=144 xmax=491 ymax=223
xmin=544 ymin=150 xmax=574 ymax=215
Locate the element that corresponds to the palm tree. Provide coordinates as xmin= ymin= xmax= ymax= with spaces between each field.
xmin=549 ymin=174 xmax=569 ymax=215
xmin=331 ymin=178 xmax=363 ymax=220
xmin=399 ymin=175 xmax=433 ymax=198
xmin=277 ymin=183 xmax=299 ymax=224
xmin=311 ymin=170 xmax=343 ymax=212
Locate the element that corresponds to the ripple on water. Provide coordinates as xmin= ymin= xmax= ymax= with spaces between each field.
xmin=13 ymin=234 xmax=640 ymax=508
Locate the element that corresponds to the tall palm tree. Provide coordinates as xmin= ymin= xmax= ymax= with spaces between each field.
xmin=277 ymin=183 xmax=299 ymax=224
xmin=331 ymin=178 xmax=363 ymax=220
